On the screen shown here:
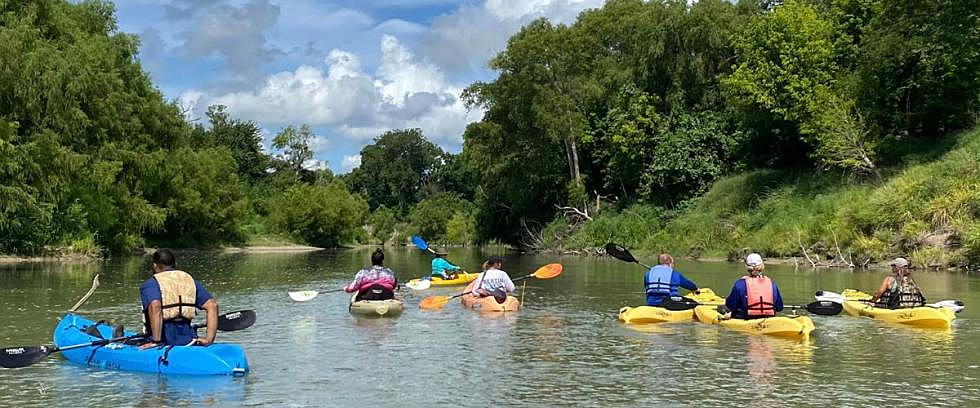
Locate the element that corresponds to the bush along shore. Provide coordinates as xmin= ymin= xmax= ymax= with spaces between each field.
xmin=538 ymin=128 xmax=980 ymax=271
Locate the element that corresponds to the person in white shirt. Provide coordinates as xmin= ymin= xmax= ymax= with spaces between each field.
xmin=471 ymin=255 xmax=515 ymax=297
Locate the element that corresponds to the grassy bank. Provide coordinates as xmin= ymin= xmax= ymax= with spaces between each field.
xmin=544 ymin=128 xmax=980 ymax=269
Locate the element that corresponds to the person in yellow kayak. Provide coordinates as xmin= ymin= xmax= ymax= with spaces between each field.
xmin=139 ymin=249 xmax=218 ymax=349
xmin=724 ymin=253 xmax=784 ymax=319
xmin=430 ymin=250 xmax=461 ymax=281
xmin=870 ymin=257 xmax=925 ymax=308
xmin=471 ymin=255 xmax=515 ymax=298
xmin=345 ymin=249 xmax=398 ymax=301
xmin=645 ymin=253 xmax=699 ymax=306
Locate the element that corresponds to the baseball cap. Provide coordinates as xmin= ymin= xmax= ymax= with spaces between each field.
xmin=745 ymin=253 xmax=764 ymax=267
xmin=888 ymin=257 xmax=909 ymax=268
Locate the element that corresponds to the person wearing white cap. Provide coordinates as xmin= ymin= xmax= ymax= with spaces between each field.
xmin=723 ymin=253 xmax=784 ymax=319
xmin=870 ymin=257 xmax=925 ymax=308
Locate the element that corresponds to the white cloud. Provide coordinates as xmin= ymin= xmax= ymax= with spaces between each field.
xmin=342 ymin=154 xmax=362 ymax=172
xmin=183 ymin=34 xmax=476 ymax=152
xmin=302 ymin=158 xmax=328 ymax=171
xmin=374 ymin=18 xmax=427 ymax=36
xmin=416 ymin=0 xmax=603 ymax=75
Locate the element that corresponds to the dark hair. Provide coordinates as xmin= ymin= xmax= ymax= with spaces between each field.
xmin=483 ymin=255 xmax=503 ymax=270
xmin=152 ymin=249 xmax=176 ymax=267
xmin=371 ymin=249 xmax=385 ymax=266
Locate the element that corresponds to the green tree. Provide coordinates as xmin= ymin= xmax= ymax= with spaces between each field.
xmin=268 ymin=180 xmax=369 ymax=247
xmin=725 ymin=0 xmax=877 ymax=175
xmin=272 ymin=124 xmax=314 ymax=181
xmin=204 ymin=105 xmax=268 ymax=181
xmin=856 ymin=0 xmax=980 ymax=137
xmin=368 ymin=205 xmax=397 ymax=244
xmin=409 ymin=193 xmax=474 ymax=242
xmin=346 ymin=128 xmax=443 ymax=211
xmin=444 ymin=211 xmax=477 ymax=245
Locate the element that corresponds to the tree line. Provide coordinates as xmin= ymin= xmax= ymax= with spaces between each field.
xmin=2 ymin=0 xmax=978 ymax=255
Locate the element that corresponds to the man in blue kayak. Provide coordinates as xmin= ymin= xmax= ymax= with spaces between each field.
xmin=430 ymin=249 xmax=461 ymax=280
xmin=139 ymin=249 xmax=219 ymax=349
xmin=645 ymin=253 xmax=699 ymax=306
xmin=724 ymin=253 xmax=784 ymax=319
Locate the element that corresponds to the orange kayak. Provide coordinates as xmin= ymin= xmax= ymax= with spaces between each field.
xmin=460 ymin=281 xmax=520 ymax=312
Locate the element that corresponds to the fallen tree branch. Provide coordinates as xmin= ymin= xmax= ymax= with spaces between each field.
xmin=797 ymin=231 xmax=817 ymax=268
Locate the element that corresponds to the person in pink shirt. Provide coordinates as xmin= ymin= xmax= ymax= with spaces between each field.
xmin=345 ymin=249 xmax=398 ymax=301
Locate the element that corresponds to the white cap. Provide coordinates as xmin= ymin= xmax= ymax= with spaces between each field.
xmin=745 ymin=253 xmax=764 ymax=267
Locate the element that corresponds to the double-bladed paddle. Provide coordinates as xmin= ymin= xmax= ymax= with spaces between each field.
xmin=815 ymin=290 xmax=965 ymax=313
xmin=608 ymin=243 xmax=842 ymax=316
xmin=407 ymin=236 xmax=470 ymax=291
xmin=0 ymin=310 xmax=257 ymax=369
xmin=605 ymin=243 xmax=652 ymax=269
xmin=288 ymin=288 xmax=346 ymax=302
xmin=419 ymin=263 xmax=563 ymax=310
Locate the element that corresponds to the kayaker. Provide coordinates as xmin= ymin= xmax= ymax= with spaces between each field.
xmin=723 ymin=253 xmax=784 ymax=319
xmin=430 ymin=250 xmax=461 ymax=280
xmin=644 ymin=253 xmax=699 ymax=307
xmin=870 ymin=257 xmax=926 ymax=308
xmin=345 ymin=249 xmax=398 ymax=301
xmin=471 ymin=255 xmax=515 ymax=297
xmin=139 ymin=249 xmax=218 ymax=349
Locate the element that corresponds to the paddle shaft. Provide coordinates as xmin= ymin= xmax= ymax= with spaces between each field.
xmin=441 ymin=272 xmax=538 ymax=303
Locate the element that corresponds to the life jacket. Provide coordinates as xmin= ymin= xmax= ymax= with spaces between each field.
xmin=742 ymin=276 xmax=775 ymax=317
xmin=876 ymin=275 xmax=926 ymax=309
xmin=153 ymin=270 xmax=198 ymax=321
xmin=645 ymin=265 xmax=676 ymax=296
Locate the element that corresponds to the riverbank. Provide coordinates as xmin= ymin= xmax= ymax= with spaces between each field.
xmin=540 ymin=128 xmax=980 ymax=271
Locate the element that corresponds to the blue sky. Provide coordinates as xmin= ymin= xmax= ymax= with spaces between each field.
xmin=113 ymin=0 xmax=604 ymax=172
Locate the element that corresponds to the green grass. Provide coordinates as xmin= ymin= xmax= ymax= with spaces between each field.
xmin=554 ymin=128 xmax=980 ymax=268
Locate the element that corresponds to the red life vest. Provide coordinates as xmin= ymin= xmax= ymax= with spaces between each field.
xmin=742 ymin=276 xmax=775 ymax=317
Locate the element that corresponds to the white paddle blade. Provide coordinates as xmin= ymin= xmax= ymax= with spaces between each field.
xmin=815 ymin=290 xmax=845 ymax=304
xmin=288 ymin=290 xmax=319 ymax=302
xmin=406 ymin=279 xmax=431 ymax=291
xmin=930 ymin=300 xmax=965 ymax=313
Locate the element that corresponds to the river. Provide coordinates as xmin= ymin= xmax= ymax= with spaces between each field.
xmin=1 ymin=248 xmax=978 ymax=406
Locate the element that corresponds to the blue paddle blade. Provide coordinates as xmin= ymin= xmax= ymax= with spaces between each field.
xmin=411 ymin=235 xmax=428 ymax=251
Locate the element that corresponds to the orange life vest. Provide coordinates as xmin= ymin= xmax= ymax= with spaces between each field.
xmin=742 ymin=276 xmax=775 ymax=317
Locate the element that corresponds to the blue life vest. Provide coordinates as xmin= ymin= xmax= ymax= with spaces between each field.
xmin=645 ymin=265 xmax=676 ymax=296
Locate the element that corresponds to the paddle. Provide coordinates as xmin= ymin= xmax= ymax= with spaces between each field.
xmin=419 ymin=263 xmax=563 ymax=310
xmin=0 ymin=310 xmax=257 ymax=369
xmin=815 ymin=290 xmax=965 ymax=313
xmin=288 ymin=288 xmax=346 ymax=302
xmin=605 ymin=243 xmax=651 ymax=269
xmin=409 ymin=235 xmax=467 ymax=291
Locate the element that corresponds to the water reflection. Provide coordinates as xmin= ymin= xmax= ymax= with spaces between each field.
xmin=3 ymin=250 xmax=980 ymax=407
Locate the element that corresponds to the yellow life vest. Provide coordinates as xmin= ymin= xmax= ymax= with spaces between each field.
xmin=153 ymin=270 xmax=198 ymax=321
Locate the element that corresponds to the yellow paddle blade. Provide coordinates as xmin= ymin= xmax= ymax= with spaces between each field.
xmin=533 ymin=263 xmax=563 ymax=279
xmin=419 ymin=295 xmax=452 ymax=310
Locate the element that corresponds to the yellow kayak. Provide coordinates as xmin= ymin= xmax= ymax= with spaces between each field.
xmin=840 ymin=289 xmax=955 ymax=329
xmin=618 ymin=288 xmax=725 ymax=324
xmin=694 ymin=306 xmax=815 ymax=340
xmin=406 ymin=272 xmax=477 ymax=289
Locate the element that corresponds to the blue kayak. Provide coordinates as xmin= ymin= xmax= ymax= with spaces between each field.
xmin=54 ymin=313 xmax=249 ymax=376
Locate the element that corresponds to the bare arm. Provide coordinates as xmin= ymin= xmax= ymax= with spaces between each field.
xmin=197 ymin=298 xmax=218 ymax=346
xmin=872 ymin=276 xmax=892 ymax=300
xmin=139 ymin=300 xmax=163 ymax=350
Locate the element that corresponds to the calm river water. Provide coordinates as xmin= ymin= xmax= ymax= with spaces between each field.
xmin=1 ymin=248 xmax=978 ymax=406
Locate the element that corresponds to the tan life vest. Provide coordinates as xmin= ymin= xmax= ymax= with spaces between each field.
xmin=153 ymin=270 xmax=198 ymax=321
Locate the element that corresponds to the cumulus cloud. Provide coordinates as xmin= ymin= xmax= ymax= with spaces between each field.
xmin=302 ymin=158 xmax=329 ymax=171
xmin=342 ymin=155 xmax=362 ymax=172
xmin=177 ymin=0 xmax=282 ymax=85
xmin=183 ymin=35 xmax=476 ymax=151
xmin=416 ymin=0 xmax=603 ymax=75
